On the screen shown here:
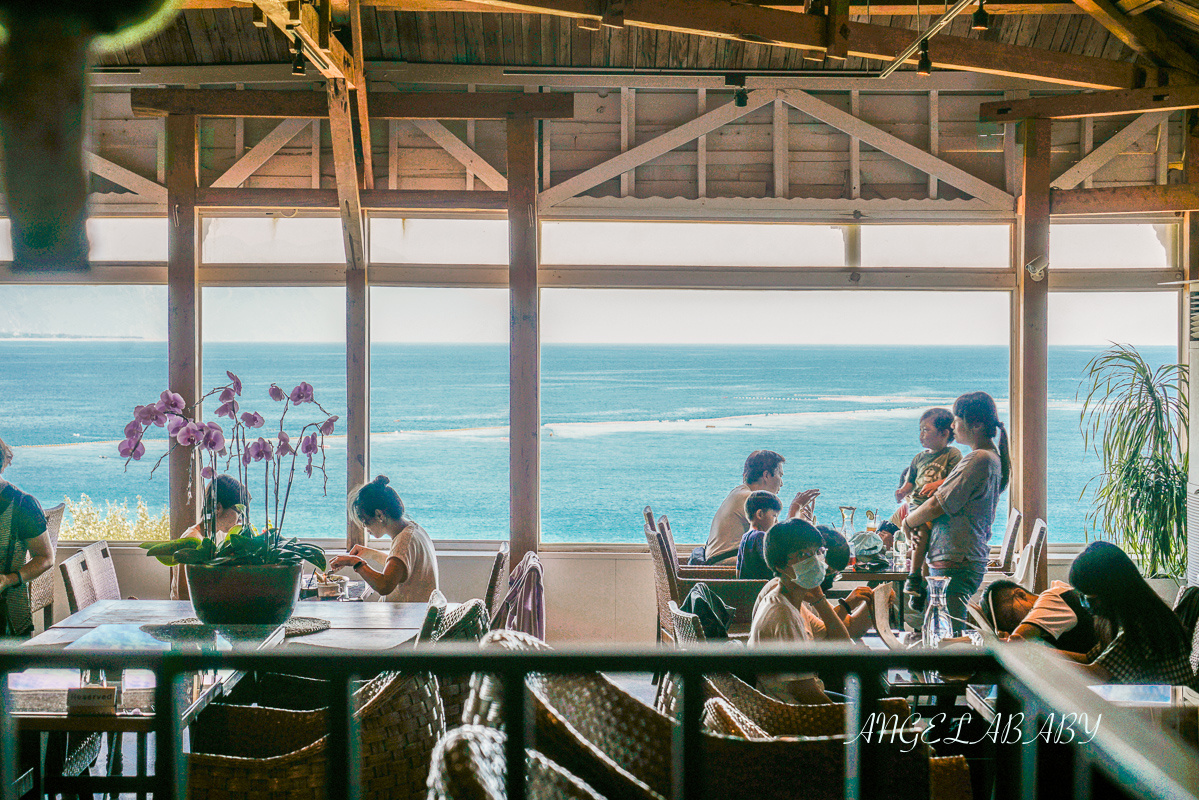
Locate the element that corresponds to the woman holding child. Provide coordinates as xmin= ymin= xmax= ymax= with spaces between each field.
xmin=900 ymin=392 xmax=1010 ymax=628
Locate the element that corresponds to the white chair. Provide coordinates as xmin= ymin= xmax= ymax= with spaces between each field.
xmin=1011 ymin=519 xmax=1048 ymax=592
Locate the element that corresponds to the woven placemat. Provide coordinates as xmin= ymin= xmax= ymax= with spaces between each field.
xmin=166 ymin=616 xmax=331 ymax=637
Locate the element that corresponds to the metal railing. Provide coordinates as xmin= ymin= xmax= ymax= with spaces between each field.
xmin=0 ymin=643 xmax=1195 ymax=800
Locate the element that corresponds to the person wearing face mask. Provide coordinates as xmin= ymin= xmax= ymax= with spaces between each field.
xmin=1068 ymin=542 xmax=1198 ymax=689
xmin=748 ymin=519 xmax=852 ymax=704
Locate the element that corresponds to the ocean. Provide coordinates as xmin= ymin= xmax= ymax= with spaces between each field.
xmin=0 ymin=340 xmax=1177 ymax=545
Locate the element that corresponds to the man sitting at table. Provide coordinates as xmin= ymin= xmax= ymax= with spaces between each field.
xmin=699 ymin=450 xmax=820 ymax=565
xmin=748 ymin=518 xmax=851 ymax=704
xmin=980 ymin=578 xmax=1098 ymax=661
xmin=0 ymin=436 xmax=53 ymax=637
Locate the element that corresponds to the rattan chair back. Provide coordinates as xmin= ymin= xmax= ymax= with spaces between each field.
xmin=702 ymin=697 xmax=768 ymax=738
xmin=418 ymin=589 xmax=450 ymax=644
xmin=643 ymin=505 xmax=655 ymax=529
xmin=462 ymin=629 xmax=552 ymax=730
xmin=416 ymin=596 xmax=490 ymax=726
xmin=645 ymin=524 xmax=677 ymax=643
xmin=991 ymin=507 xmax=1022 ymax=573
xmin=667 ymin=601 xmax=704 ymax=648
xmin=483 ymin=542 xmax=509 ymax=624
xmin=58 ymin=549 xmax=96 ymax=615
xmin=428 ymin=724 xmax=607 ymax=800
xmin=189 ymin=670 xmax=446 ymax=800
xmin=30 ymin=503 xmax=63 ymax=628
xmin=80 ymin=541 xmax=121 ymax=601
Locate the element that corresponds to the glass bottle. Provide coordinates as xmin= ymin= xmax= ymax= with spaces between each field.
xmin=921 ymin=576 xmax=954 ymax=648
xmin=838 ymin=505 xmax=856 ymax=538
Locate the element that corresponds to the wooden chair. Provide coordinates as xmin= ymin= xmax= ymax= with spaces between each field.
xmin=30 ymin=502 xmax=63 ymax=630
xmin=483 ymin=542 xmax=509 ymax=625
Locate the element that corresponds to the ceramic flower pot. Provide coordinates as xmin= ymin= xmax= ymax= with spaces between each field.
xmin=185 ymin=563 xmax=302 ymax=625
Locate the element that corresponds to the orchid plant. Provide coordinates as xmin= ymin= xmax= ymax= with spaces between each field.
xmin=119 ymin=372 xmax=336 ymax=569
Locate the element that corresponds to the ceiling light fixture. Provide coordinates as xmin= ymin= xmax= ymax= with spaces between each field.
xmin=291 ymin=44 xmax=307 ymax=77
xmin=972 ymin=0 xmax=990 ymax=31
xmin=917 ymin=41 xmax=932 ymax=76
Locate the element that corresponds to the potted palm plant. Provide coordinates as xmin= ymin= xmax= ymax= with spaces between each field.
xmin=119 ymin=373 xmax=332 ymax=624
xmin=1079 ymin=344 xmax=1188 ymax=584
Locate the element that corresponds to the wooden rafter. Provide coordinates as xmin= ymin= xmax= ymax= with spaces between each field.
xmin=980 ymin=84 xmax=1199 ymax=122
xmin=1051 ymin=183 xmax=1199 ymax=213
xmin=1050 ymin=110 xmax=1170 ymax=189
xmin=251 ymin=0 xmax=360 ymax=88
xmin=131 ymin=89 xmax=575 ymax=119
xmin=539 ymin=88 xmax=775 ymax=209
xmin=210 ymin=118 xmax=309 ymax=188
xmin=349 ymin=0 xmax=374 ymax=190
xmin=1071 ymin=0 xmax=1199 ymax=74
xmin=85 ymin=152 xmax=167 ymax=203
xmin=779 ymin=89 xmax=1013 ymax=207
xmin=196 ymin=187 xmax=509 ymax=209
xmin=411 ymin=120 xmax=509 ymax=191
xmin=182 ymin=0 xmax=1089 ymax=14
xmin=466 ymin=0 xmax=1146 ymax=88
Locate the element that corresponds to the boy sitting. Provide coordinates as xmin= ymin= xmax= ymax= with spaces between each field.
xmin=736 ymin=490 xmax=782 ymax=580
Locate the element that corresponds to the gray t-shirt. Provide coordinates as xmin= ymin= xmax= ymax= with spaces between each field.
xmin=928 ymin=448 xmax=1001 ymax=566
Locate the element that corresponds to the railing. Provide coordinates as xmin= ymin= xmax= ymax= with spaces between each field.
xmin=0 ymin=643 xmax=1195 ymax=800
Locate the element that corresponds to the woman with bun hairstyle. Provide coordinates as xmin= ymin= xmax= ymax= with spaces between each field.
xmin=329 ymin=476 xmax=439 ymax=602
xmin=901 ymin=391 xmax=1010 ymax=630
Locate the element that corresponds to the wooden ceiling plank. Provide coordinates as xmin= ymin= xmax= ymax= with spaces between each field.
xmin=779 ymin=88 xmax=1014 ymax=206
xmin=131 ymin=89 xmax=576 ymax=119
xmin=980 ymin=84 xmax=1199 ymax=121
xmin=1050 ymin=182 xmax=1199 ymax=212
xmin=539 ymin=88 xmax=775 ymax=208
xmin=466 ymin=0 xmax=1144 ymax=88
xmin=1072 ymin=0 xmax=1199 ymax=72
xmin=1050 ymin=110 xmax=1170 ymax=188
xmin=411 ymin=118 xmax=510 ymax=189
xmin=211 ymin=117 xmax=310 ymax=188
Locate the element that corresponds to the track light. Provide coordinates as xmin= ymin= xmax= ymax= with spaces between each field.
xmin=291 ymin=45 xmax=306 ymax=76
xmin=917 ymin=40 xmax=932 ymax=76
xmin=972 ymin=0 xmax=990 ymax=30
xmin=734 ymin=87 xmax=749 ymax=107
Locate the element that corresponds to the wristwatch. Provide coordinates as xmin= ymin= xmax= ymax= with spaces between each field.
xmin=838 ymin=598 xmax=853 ymax=614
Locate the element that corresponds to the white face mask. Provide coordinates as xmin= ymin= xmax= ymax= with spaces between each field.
xmin=791 ymin=554 xmax=828 ymax=590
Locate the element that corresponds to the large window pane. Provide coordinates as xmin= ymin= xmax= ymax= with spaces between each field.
xmin=860 ymin=225 xmax=1010 ymax=268
xmin=541 ymin=222 xmax=846 ymax=266
xmin=202 ymin=287 xmax=347 ymax=540
xmin=541 ymin=289 xmax=1010 ymax=544
xmin=201 ymin=217 xmax=347 ymax=264
xmin=1049 ymin=224 xmax=1174 ymax=269
xmin=0 ymin=218 xmax=168 ymax=262
xmin=370 ymin=287 xmax=508 ymax=541
xmin=1047 ymin=291 xmax=1179 ymax=544
xmin=0 ymin=286 xmax=168 ymax=539
xmin=370 ymin=218 xmax=508 ymax=264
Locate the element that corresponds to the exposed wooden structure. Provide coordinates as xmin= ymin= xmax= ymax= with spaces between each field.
xmin=980 ymin=85 xmax=1199 ymax=122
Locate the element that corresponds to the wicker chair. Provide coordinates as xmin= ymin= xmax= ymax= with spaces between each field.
xmin=59 ymin=549 xmax=96 ymax=614
xmin=189 ymin=670 xmax=445 ymax=800
xmin=427 ymin=724 xmax=606 ymax=800
xmin=656 ymin=514 xmax=737 ymax=579
xmin=702 ymin=697 xmax=769 ymax=738
xmin=462 ymin=630 xmax=552 ymax=731
xmin=81 ymin=541 xmax=122 ymax=600
xmin=986 ymin=508 xmax=1022 ymax=574
xmin=416 ymin=591 xmax=491 ymax=726
xmin=30 ymin=502 xmax=63 ymax=630
xmin=484 ymin=543 xmax=510 ymax=624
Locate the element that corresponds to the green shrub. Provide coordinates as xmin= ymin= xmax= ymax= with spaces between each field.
xmin=61 ymin=495 xmax=170 ymax=542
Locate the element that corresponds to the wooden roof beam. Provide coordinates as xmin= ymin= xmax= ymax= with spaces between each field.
xmin=131 ymin=89 xmax=576 ymax=119
xmin=251 ymin=0 xmax=361 ymax=88
xmin=196 ymin=187 xmax=509 ymax=209
xmin=980 ymin=84 xmax=1199 ymax=121
xmin=1051 ymin=183 xmax=1199 ymax=213
xmin=348 ymin=0 xmax=374 ymax=189
xmin=1071 ymin=0 xmax=1199 ymax=74
xmin=183 ymin=0 xmax=1089 ymax=14
xmin=469 ymin=0 xmax=1146 ymax=88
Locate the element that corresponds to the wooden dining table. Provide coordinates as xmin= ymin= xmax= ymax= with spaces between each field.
xmin=15 ymin=598 xmax=431 ymax=798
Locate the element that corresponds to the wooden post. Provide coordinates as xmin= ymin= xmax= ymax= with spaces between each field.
xmin=328 ymin=78 xmax=370 ymax=549
xmin=508 ymin=116 xmax=540 ymax=566
xmin=166 ymin=114 xmax=199 ymax=601
xmin=1018 ymin=117 xmax=1051 ymax=592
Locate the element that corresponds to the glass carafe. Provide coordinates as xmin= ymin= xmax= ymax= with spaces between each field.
xmin=838 ymin=506 xmax=856 ymax=538
xmin=921 ymin=576 xmax=954 ymax=648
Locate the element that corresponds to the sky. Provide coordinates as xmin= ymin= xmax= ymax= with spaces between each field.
xmin=0 ymin=220 xmax=1180 ymax=346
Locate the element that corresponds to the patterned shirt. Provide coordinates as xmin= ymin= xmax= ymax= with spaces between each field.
xmin=1093 ymin=631 xmax=1199 ymax=691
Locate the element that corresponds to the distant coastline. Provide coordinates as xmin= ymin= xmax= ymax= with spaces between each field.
xmin=0 ymin=333 xmax=150 ymax=340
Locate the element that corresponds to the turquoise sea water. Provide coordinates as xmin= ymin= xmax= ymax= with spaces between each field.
xmin=0 ymin=341 xmax=1177 ymax=544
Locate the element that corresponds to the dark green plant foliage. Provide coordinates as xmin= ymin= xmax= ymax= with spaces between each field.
xmin=140 ymin=511 xmax=326 ymax=571
xmin=1079 ymin=344 xmax=1188 ymax=578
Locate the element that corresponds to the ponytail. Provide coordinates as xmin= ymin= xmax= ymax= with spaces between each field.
xmin=953 ymin=391 xmax=1010 ymax=491
xmin=996 ymin=421 xmax=1011 ymax=492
